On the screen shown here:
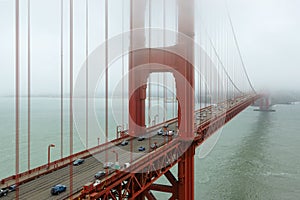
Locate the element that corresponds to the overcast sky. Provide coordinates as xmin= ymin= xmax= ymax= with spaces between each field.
xmin=227 ymin=0 xmax=300 ymax=91
xmin=0 ymin=0 xmax=299 ymax=96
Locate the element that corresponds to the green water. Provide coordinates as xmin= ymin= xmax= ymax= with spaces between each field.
xmin=194 ymin=104 xmax=300 ymax=199
xmin=154 ymin=104 xmax=300 ymax=199
xmin=0 ymin=97 xmax=300 ymax=199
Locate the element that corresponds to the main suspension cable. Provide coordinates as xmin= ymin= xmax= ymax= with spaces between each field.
xmin=225 ymin=1 xmax=256 ymax=93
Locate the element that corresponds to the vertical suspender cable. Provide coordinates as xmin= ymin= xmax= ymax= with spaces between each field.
xmin=199 ymin=34 xmax=201 ymax=110
xmin=27 ymin=0 xmax=31 ymax=171
xmin=130 ymin=0 xmax=133 ymax=163
xmin=15 ymin=0 xmax=20 ymax=199
xmin=205 ymin=34 xmax=207 ymax=108
xmin=218 ymin=18 xmax=221 ymax=102
xmin=60 ymin=0 xmax=64 ymax=159
xmin=85 ymin=0 xmax=89 ymax=149
xmin=198 ymin=1 xmax=201 ymax=110
xmin=223 ymin=19 xmax=226 ymax=101
xmin=233 ymin=50 xmax=235 ymax=98
xmin=121 ymin=0 xmax=124 ymax=131
xmin=148 ymin=0 xmax=151 ymax=126
xmin=163 ymin=0 xmax=166 ymax=122
xmin=199 ymin=26 xmax=202 ymax=110
xmin=221 ymin=18 xmax=223 ymax=101
xmin=105 ymin=0 xmax=108 ymax=160
xmin=69 ymin=0 xmax=74 ymax=197
xmin=157 ymin=76 xmax=159 ymax=125
xmin=210 ymin=31 xmax=212 ymax=105
xmin=226 ymin=20 xmax=229 ymax=100
xmin=173 ymin=0 xmax=177 ymax=118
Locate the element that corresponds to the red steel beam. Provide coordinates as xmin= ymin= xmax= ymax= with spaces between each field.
xmin=164 ymin=170 xmax=178 ymax=186
xmin=178 ymin=145 xmax=195 ymax=200
xmin=144 ymin=190 xmax=157 ymax=200
xmin=149 ymin=184 xmax=174 ymax=193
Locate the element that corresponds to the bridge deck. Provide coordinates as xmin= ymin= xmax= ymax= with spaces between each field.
xmin=1 ymin=95 xmax=257 ymax=200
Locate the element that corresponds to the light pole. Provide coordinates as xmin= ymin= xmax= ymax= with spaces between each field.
xmin=47 ymin=144 xmax=55 ymax=169
xmin=97 ymin=137 xmax=100 ymax=146
xmin=112 ymin=150 xmax=119 ymax=166
xmin=153 ymin=114 xmax=159 ymax=125
xmin=116 ymin=125 xmax=122 ymax=138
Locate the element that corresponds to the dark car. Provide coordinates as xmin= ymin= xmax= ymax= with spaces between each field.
xmin=157 ymin=129 xmax=163 ymax=135
xmin=138 ymin=146 xmax=146 ymax=151
xmin=120 ymin=140 xmax=128 ymax=146
xmin=73 ymin=158 xmax=84 ymax=166
xmin=51 ymin=184 xmax=67 ymax=195
xmin=8 ymin=184 xmax=16 ymax=192
xmin=95 ymin=171 xmax=106 ymax=179
xmin=0 ymin=188 xmax=8 ymax=197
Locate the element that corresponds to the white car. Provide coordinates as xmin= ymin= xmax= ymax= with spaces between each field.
xmin=103 ymin=162 xmax=114 ymax=169
xmin=124 ymin=162 xmax=130 ymax=168
xmin=166 ymin=130 xmax=174 ymax=136
xmin=93 ymin=179 xmax=101 ymax=187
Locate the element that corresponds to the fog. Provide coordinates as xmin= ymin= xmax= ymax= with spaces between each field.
xmin=0 ymin=0 xmax=299 ymax=96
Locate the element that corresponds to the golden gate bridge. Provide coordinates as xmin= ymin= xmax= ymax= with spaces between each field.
xmin=0 ymin=0 xmax=264 ymax=199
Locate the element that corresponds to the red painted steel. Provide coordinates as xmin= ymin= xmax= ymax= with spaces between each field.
xmin=47 ymin=144 xmax=55 ymax=168
xmin=178 ymin=145 xmax=195 ymax=200
xmin=128 ymin=48 xmax=195 ymax=139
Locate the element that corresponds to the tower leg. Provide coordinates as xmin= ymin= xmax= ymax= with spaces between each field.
xmin=178 ymin=145 xmax=195 ymax=200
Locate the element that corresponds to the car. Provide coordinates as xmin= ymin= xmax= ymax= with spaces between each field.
xmin=94 ymin=171 xmax=106 ymax=179
xmin=162 ymin=131 xmax=168 ymax=136
xmin=137 ymin=136 xmax=145 ymax=141
xmin=138 ymin=146 xmax=145 ymax=151
xmin=103 ymin=161 xmax=114 ymax=169
xmin=157 ymin=129 xmax=163 ymax=135
xmin=166 ymin=130 xmax=174 ymax=136
xmin=73 ymin=158 xmax=84 ymax=166
xmin=8 ymin=184 xmax=16 ymax=192
xmin=120 ymin=140 xmax=128 ymax=146
xmin=124 ymin=162 xmax=130 ymax=168
xmin=93 ymin=179 xmax=101 ymax=187
xmin=0 ymin=188 xmax=8 ymax=197
xmin=50 ymin=184 xmax=67 ymax=195
xmin=150 ymin=143 xmax=158 ymax=149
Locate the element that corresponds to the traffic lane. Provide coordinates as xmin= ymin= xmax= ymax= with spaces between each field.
xmin=4 ymin=156 xmax=101 ymax=200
